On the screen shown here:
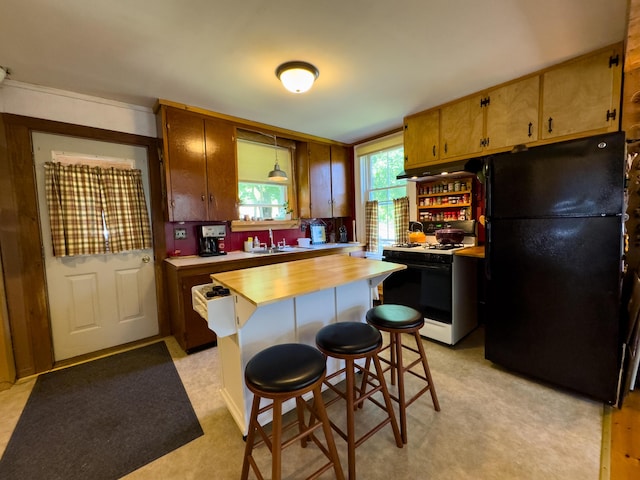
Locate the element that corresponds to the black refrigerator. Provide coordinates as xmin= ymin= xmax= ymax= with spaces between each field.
xmin=485 ymin=131 xmax=626 ymax=404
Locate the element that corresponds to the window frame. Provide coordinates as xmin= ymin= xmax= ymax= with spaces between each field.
xmin=354 ymin=132 xmax=408 ymax=258
xmin=231 ymin=134 xmax=299 ymax=232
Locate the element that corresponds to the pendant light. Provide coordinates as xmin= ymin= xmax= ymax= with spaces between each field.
xmin=268 ymin=135 xmax=288 ymax=182
xmin=276 ymin=61 xmax=319 ymax=94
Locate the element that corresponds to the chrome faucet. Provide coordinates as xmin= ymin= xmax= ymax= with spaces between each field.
xmin=269 ymin=228 xmax=274 ymax=248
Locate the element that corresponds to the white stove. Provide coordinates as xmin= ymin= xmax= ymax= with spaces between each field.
xmin=382 ymin=220 xmax=478 ymax=345
xmin=384 ymin=241 xmax=471 ymax=255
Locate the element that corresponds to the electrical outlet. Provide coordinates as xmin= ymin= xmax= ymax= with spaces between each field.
xmin=174 ymin=228 xmax=187 ymax=240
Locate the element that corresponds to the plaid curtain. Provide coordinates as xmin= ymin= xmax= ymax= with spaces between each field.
xmin=364 ymin=200 xmax=378 ymax=253
xmin=44 ymin=162 xmax=152 ymax=257
xmin=101 ymin=168 xmax=152 ymax=253
xmin=394 ymin=196 xmax=410 ymax=244
xmin=44 ymin=162 xmax=107 ymax=256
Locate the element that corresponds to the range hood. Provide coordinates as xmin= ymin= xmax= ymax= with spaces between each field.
xmin=397 ymin=158 xmax=484 ymax=181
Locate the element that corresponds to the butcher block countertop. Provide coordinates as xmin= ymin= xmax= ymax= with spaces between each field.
xmin=211 ymin=255 xmax=405 ymax=307
xmin=455 ymin=246 xmax=485 ymax=258
xmin=165 ymin=243 xmax=365 ymax=274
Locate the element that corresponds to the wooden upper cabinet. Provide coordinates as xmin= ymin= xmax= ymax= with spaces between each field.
xmin=329 ymin=145 xmax=352 ymax=218
xmin=484 ymin=75 xmax=540 ymax=151
xmin=440 ymin=94 xmax=484 ymax=160
xmin=298 ymin=142 xmax=352 ymax=219
xmin=159 ymin=106 xmax=237 ymax=222
xmin=204 ymin=118 xmax=238 ymax=221
xmin=308 ymin=142 xmax=333 ymax=218
xmin=164 ymin=107 xmax=208 ymax=221
xmin=404 ymin=110 xmax=440 ymax=169
xmin=541 ymin=44 xmax=622 ymax=140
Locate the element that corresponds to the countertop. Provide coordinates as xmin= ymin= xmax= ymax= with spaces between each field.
xmin=455 ymin=246 xmax=485 ymax=259
xmin=165 ymin=242 xmax=365 ymax=268
xmin=210 ymin=255 xmax=405 ymax=307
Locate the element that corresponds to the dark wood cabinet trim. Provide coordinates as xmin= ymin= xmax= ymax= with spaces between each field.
xmin=0 ymin=113 xmax=169 ymax=377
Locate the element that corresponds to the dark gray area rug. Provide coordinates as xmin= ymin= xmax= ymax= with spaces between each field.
xmin=0 ymin=341 xmax=203 ymax=480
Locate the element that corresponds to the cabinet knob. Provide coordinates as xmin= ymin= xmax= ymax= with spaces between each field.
xmin=201 ymin=194 xmax=206 ymax=201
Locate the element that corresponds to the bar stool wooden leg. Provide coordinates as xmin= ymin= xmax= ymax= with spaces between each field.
xmin=413 ymin=331 xmax=441 ymax=412
xmin=366 ymin=304 xmax=441 ymax=445
xmin=345 ymin=357 xmax=357 ymax=480
xmin=241 ymin=343 xmax=344 ymax=480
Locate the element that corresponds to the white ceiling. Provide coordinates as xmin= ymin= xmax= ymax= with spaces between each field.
xmin=0 ymin=0 xmax=629 ymax=144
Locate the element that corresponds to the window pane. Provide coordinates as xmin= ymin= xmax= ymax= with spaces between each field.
xmin=360 ymin=143 xmax=406 ymax=255
xmin=238 ymin=181 xmax=287 ymax=220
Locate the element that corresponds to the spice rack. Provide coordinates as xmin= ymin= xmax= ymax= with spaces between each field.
xmin=416 ymin=176 xmax=474 ymax=222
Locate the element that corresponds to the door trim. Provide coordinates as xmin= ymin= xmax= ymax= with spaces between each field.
xmin=0 ymin=113 xmax=168 ymax=378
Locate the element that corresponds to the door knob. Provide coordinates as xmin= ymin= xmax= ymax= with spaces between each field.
xmin=142 ymin=255 xmax=151 ymax=263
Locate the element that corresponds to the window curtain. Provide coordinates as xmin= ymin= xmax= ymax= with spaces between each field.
xmin=101 ymin=167 xmax=152 ymax=253
xmin=394 ymin=196 xmax=410 ymax=244
xmin=365 ymin=200 xmax=378 ymax=253
xmin=44 ymin=162 xmax=107 ymax=256
xmin=44 ymin=162 xmax=152 ymax=257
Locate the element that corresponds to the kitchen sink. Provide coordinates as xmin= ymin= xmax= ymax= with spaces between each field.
xmin=251 ymin=247 xmax=295 ymax=254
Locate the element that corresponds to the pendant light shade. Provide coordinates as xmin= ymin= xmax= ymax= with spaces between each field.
xmin=268 ymin=162 xmax=288 ymax=181
xmin=268 ymin=135 xmax=288 ymax=182
xmin=276 ymin=61 xmax=319 ymax=93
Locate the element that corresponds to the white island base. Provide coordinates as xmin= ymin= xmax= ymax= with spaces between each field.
xmin=194 ymin=255 xmax=404 ymax=435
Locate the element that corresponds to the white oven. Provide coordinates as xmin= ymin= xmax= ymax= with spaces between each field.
xmin=381 ymin=220 xmax=478 ymax=345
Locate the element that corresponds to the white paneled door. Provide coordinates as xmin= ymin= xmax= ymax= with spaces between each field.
xmin=32 ymin=132 xmax=159 ymax=361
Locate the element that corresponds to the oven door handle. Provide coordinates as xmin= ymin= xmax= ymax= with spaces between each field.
xmin=400 ymin=262 xmax=451 ymax=272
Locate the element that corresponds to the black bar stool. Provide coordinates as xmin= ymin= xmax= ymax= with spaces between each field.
xmin=365 ymin=304 xmax=440 ymax=444
xmin=241 ymin=343 xmax=344 ymax=480
xmin=315 ymin=322 xmax=402 ymax=480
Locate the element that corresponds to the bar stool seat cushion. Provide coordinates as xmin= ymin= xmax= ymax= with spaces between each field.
xmin=316 ymin=322 xmax=382 ymax=355
xmin=245 ymin=343 xmax=326 ymax=394
xmin=366 ymin=304 xmax=423 ymax=330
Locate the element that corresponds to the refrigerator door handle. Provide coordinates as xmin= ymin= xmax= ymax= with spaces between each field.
xmin=485 ymin=220 xmax=491 ymax=280
xmin=485 ymin=161 xmax=493 ymax=218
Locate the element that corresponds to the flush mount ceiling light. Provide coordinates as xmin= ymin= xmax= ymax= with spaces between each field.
xmin=0 ymin=66 xmax=9 ymax=84
xmin=275 ymin=61 xmax=319 ymax=94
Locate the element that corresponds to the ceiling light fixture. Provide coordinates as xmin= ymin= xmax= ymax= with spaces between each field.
xmin=275 ymin=61 xmax=319 ymax=94
xmin=268 ymin=135 xmax=288 ymax=182
xmin=0 ymin=66 xmax=9 ymax=84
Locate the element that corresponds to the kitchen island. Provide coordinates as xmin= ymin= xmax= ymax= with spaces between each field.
xmin=166 ymin=243 xmax=365 ymax=352
xmin=200 ymin=255 xmax=404 ymax=435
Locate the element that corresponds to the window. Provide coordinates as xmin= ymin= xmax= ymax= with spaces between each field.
xmin=356 ymin=133 xmax=406 ymax=256
xmin=237 ymin=139 xmax=293 ymax=220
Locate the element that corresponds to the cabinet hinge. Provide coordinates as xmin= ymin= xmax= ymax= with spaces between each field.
xmin=606 ymin=109 xmax=617 ymax=121
xmin=480 ymin=96 xmax=491 ymax=107
xmin=609 ymin=54 xmax=620 ymax=68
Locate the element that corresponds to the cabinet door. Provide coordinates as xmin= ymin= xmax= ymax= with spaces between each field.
xmin=441 ymin=95 xmax=484 ymax=159
xmin=485 ymin=76 xmax=540 ymax=150
xmin=330 ymin=145 xmax=352 ymax=217
xmin=308 ymin=142 xmax=332 ymax=218
xmin=165 ymin=108 xmax=207 ymax=221
xmin=542 ymin=45 xmax=622 ymax=140
xmin=204 ymin=118 xmax=238 ymax=221
xmin=404 ymin=110 xmax=440 ymax=168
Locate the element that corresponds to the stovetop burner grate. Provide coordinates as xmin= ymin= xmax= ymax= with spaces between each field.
xmin=426 ymin=243 xmax=464 ymax=250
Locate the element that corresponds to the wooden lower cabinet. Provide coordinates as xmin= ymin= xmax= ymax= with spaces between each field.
xmin=166 ymin=269 xmax=218 ymax=353
xmin=165 ymin=245 xmax=365 ymax=353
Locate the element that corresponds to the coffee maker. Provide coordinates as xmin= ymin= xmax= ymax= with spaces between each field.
xmin=197 ymin=224 xmax=227 ymax=257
